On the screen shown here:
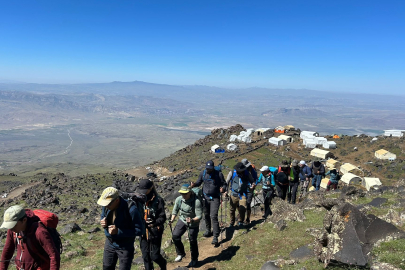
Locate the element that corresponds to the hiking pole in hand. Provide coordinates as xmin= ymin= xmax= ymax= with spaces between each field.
xmin=220 ymin=193 xmax=223 ymax=247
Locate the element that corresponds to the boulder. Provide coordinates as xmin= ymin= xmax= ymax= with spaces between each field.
xmin=367 ymin=197 xmax=388 ymax=208
xmin=289 ymin=245 xmax=314 ymax=262
xmin=260 ymin=261 xmax=280 ymax=270
xmin=60 ymin=223 xmax=82 ymax=235
xmin=269 ymin=197 xmax=306 ymax=223
xmin=314 ymin=202 xmax=405 ymax=267
xmin=274 ymin=219 xmax=287 ymax=231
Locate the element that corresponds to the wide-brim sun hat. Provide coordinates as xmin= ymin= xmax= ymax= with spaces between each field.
xmin=234 ymin=162 xmax=247 ymax=172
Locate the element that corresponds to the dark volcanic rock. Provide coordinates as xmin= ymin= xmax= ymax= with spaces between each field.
xmin=274 ymin=219 xmax=287 ymax=231
xmin=60 ymin=223 xmax=82 ymax=235
xmin=260 ymin=261 xmax=280 ymax=270
xmin=367 ymin=197 xmax=388 ymax=208
xmin=289 ymin=245 xmax=314 ymax=262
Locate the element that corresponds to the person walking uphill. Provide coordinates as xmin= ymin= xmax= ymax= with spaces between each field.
xmin=137 ymin=179 xmax=167 ymax=270
xmin=98 ymin=187 xmax=143 ymax=270
xmin=287 ymin=160 xmax=300 ymax=204
xmin=226 ymin=162 xmax=255 ymax=226
xmin=298 ymin=160 xmax=312 ymax=197
xmin=169 ymin=184 xmax=203 ymax=268
xmin=311 ymin=161 xmax=325 ymax=191
xmin=275 ymin=160 xmax=291 ymax=200
xmin=257 ymin=166 xmax=275 ymax=219
xmin=190 ymin=160 xmax=226 ymax=245
xmin=241 ymin=159 xmax=257 ymax=224
xmin=325 ymin=166 xmax=340 ymax=191
xmin=0 ymin=205 xmax=60 ymax=270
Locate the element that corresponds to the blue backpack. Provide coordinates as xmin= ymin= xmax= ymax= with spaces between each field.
xmin=202 ymin=165 xmax=223 ymax=180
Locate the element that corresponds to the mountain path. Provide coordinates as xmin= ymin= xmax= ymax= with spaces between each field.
xmin=0 ymin=182 xmax=40 ymax=202
xmin=166 ymin=213 xmax=262 ymax=270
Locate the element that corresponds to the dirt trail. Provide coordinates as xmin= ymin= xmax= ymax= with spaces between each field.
xmin=0 ymin=182 xmax=40 ymax=202
xmin=167 ymin=214 xmax=262 ymax=270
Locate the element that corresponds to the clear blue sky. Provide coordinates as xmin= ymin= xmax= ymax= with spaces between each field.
xmin=0 ymin=0 xmax=404 ymax=94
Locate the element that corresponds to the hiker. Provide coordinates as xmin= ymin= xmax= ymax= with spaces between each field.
xmin=241 ymin=159 xmax=257 ymax=224
xmin=137 ymin=179 xmax=167 ymax=270
xmin=169 ymin=184 xmax=203 ymax=268
xmin=226 ymin=162 xmax=255 ymax=226
xmin=257 ymin=166 xmax=275 ymax=219
xmin=287 ymin=160 xmax=300 ymax=204
xmin=325 ymin=166 xmax=340 ymax=191
xmin=0 ymin=205 xmax=60 ymax=270
xmin=98 ymin=187 xmax=143 ymax=270
xmin=275 ymin=160 xmax=291 ymax=200
xmin=311 ymin=161 xmax=325 ymax=191
xmin=190 ymin=160 xmax=226 ymax=245
xmin=298 ymin=160 xmax=312 ymax=197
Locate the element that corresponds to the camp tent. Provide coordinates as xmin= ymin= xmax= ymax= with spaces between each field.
xmin=314 ymin=137 xmax=327 ymax=145
xmin=370 ymin=138 xmax=378 ymax=143
xmin=304 ymin=139 xmax=317 ymax=148
xmin=284 ymin=125 xmax=295 ymax=131
xmin=320 ymin=178 xmax=330 ymax=189
xmin=375 ymin=149 xmax=397 ymax=160
xmin=310 ymin=148 xmax=333 ymax=159
xmin=340 ymin=163 xmax=360 ymax=175
xmin=300 ymin=131 xmax=319 ymax=139
xmin=254 ymin=128 xmax=271 ymax=136
xmin=269 ymin=137 xmax=287 ymax=146
xmin=211 ymin=144 xmax=220 ymax=153
xmin=278 ymin=134 xmax=293 ymax=143
xmin=362 ymin=177 xmax=382 ymax=191
xmin=323 ymin=141 xmax=337 ymax=149
xmin=326 ymin=159 xmax=338 ymax=168
xmin=275 ymin=126 xmax=285 ymax=134
xmin=227 ymin=143 xmax=238 ymax=151
xmin=333 ymin=135 xmax=340 ymax=139
xmin=384 ymin=130 xmax=404 ymax=137
xmin=229 ymin=135 xmax=238 ymax=142
xmin=341 ymin=173 xmax=362 ymax=185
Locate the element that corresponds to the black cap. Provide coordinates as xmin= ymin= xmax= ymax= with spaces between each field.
xmin=138 ymin=179 xmax=153 ymax=194
xmin=206 ymin=160 xmax=215 ymax=169
xmin=233 ymin=162 xmax=247 ymax=172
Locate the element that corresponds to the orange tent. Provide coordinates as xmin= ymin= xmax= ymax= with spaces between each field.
xmin=333 ymin=135 xmax=340 ymax=139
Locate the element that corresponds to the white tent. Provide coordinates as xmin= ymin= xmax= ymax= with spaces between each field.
xmin=255 ymin=128 xmax=271 ymax=136
xmin=227 ymin=143 xmax=238 ymax=151
xmin=278 ymin=135 xmax=293 ymax=143
xmin=304 ymin=139 xmax=317 ymax=148
xmin=240 ymin=136 xmax=252 ymax=143
xmin=370 ymin=138 xmax=378 ymax=143
xmin=323 ymin=141 xmax=337 ymax=149
xmin=341 ymin=173 xmax=362 ymax=185
xmin=362 ymin=177 xmax=382 ymax=191
xmin=310 ymin=149 xmax=333 ymax=159
xmin=340 ymin=163 xmax=360 ymax=175
xmin=229 ymin=134 xmax=238 ymax=142
xmin=300 ymin=131 xmax=319 ymax=139
xmin=269 ymin=137 xmax=287 ymax=146
xmin=326 ymin=159 xmax=338 ymax=168
xmin=314 ymin=137 xmax=327 ymax=145
xmin=375 ymin=149 xmax=397 ymax=160
xmin=210 ymin=144 xmax=220 ymax=153
xmin=384 ymin=130 xmax=404 ymax=137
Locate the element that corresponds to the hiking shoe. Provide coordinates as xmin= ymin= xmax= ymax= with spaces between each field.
xmin=188 ymin=260 xmax=198 ymax=267
xmin=203 ymin=231 xmax=213 ymax=237
xmin=211 ymin=237 xmax=218 ymax=245
xmin=228 ymin=222 xmax=235 ymax=228
xmin=174 ymin=255 xmax=185 ymax=262
xmin=245 ymin=219 xmax=250 ymax=224
xmin=238 ymin=222 xmax=244 ymax=227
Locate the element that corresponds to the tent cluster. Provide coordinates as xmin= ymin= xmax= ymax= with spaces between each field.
xmin=384 ymin=130 xmax=405 ymax=137
xmin=229 ymin=128 xmax=256 ymax=143
xmin=300 ymin=131 xmax=336 ymax=149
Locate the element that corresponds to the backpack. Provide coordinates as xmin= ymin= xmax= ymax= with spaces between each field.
xmin=180 ymin=187 xmax=202 ymax=216
xmin=127 ymin=192 xmax=147 ymax=236
xmin=230 ymin=171 xmax=243 ymax=193
xmin=33 ymin=209 xmax=63 ymax=255
xmin=202 ymin=165 xmax=223 ymax=180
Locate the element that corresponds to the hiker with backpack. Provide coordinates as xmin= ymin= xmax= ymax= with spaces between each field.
xmin=298 ymin=160 xmax=312 ymax=198
xmin=257 ymin=166 xmax=275 ymax=219
xmin=137 ymin=179 xmax=167 ymax=270
xmin=310 ymin=161 xmax=325 ymax=191
xmin=0 ymin=205 xmax=61 ymax=270
xmin=241 ymin=159 xmax=257 ymax=224
xmin=275 ymin=160 xmax=291 ymax=200
xmin=169 ymin=184 xmax=203 ymax=268
xmin=98 ymin=187 xmax=144 ymax=270
xmin=287 ymin=160 xmax=300 ymax=204
xmin=226 ymin=162 xmax=255 ymax=227
xmin=325 ymin=165 xmax=340 ymax=191
xmin=190 ymin=160 xmax=226 ymax=245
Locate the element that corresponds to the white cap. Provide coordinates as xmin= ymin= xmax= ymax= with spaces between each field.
xmin=300 ymin=160 xmax=306 ymax=165
xmin=260 ymin=166 xmax=269 ymax=172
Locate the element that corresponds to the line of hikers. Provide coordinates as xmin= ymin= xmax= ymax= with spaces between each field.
xmin=0 ymin=158 xmax=340 ymax=270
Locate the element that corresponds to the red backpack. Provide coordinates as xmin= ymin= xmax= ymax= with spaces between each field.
xmin=33 ymin=210 xmax=63 ymax=254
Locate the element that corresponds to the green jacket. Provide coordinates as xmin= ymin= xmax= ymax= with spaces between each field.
xmin=172 ymin=194 xmax=202 ymax=228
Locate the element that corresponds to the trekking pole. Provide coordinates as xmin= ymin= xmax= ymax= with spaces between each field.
xmin=253 ymin=193 xmax=256 ymax=217
xmin=220 ymin=194 xmax=223 ymax=247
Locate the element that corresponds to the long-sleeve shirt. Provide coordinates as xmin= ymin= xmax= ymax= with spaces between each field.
xmin=226 ymin=170 xmax=255 ymax=198
xmin=193 ymin=169 xmax=226 ymax=198
xmin=299 ymin=165 xmax=313 ymax=180
xmin=325 ymin=169 xmax=340 ymax=183
xmin=172 ymin=194 xmax=202 ymax=228
xmin=101 ymin=196 xmax=143 ymax=249
xmin=257 ymin=173 xmax=275 ymax=189
xmin=0 ymin=209 xmax=60 ymax=270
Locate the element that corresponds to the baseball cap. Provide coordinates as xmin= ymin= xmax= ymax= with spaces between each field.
xmin=1 ymin=205 xmax=26 ymax=230
xmin=260 ymin=166 xmax=269 ymax=172
xmin=241 ymin=159 xmax=252 ymax=167
xmin=97 ymin=187 xmax=119 ymax=206
xmin=205 ymin=160 xmax=214 ymax=170
xmin=300 ymin=160 xmax=306 ymax=165
xmin=179 ymin=184 xmax=191 ymax=194
xmin=291 ymin=160 xmax=298 ymax=166
xmin=138 ymin=179 xmax=153 ymax=194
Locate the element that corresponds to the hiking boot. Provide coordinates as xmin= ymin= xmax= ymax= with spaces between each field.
xmin=245 ymin=219 xmax=250 ymax=224
xmin=211 ymin=237 xmax=218 ymax=245
xmin=188 ymin=260 xmax=198 ymax=267
xmin=238 ymin=221 xmax=244 ymax=227
xmin=228 ymin=222 xmax=235 ymax=228
xmin=203 ymin=231 xmax=213 ymax=237
xmin=174 ymin=255 xmax=185 ymax=262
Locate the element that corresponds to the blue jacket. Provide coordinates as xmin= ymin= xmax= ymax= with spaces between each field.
xmin=257 ymin=173 xmax=275 ymax=189
xmin=299 ymin=165 xmax=313 ymax=181
xmin=326 ymin=169 xmax=340 ymax=184
xmin=101 ymin=197 xmax=144 ymax=249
